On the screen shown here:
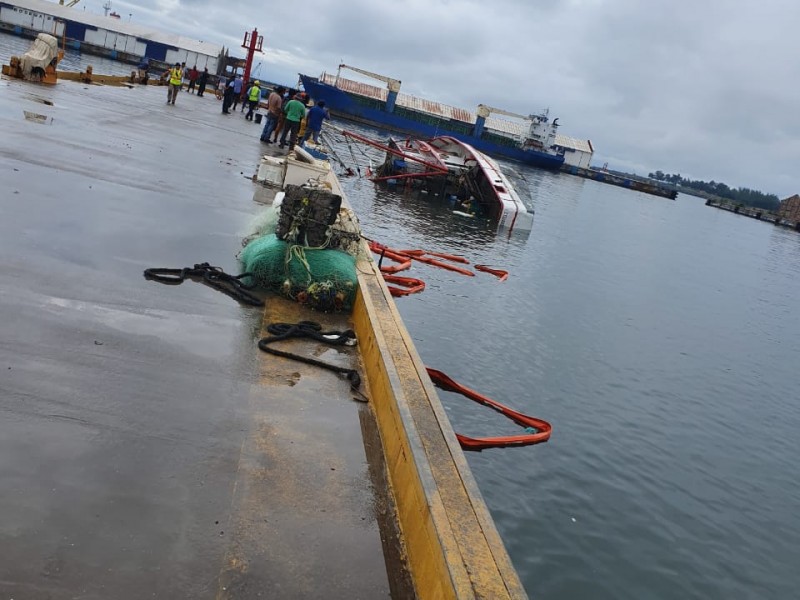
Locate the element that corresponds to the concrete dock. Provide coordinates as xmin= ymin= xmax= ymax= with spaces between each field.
xmin=560 ymin=164 xmax=678 ymax=199
xmin=0 ymin=76 xmax=529 ymax=599
xmin=0 ymin=79 xmax=398 ymax=598
xmin=704 ymin=197 xmax=800 ymax=231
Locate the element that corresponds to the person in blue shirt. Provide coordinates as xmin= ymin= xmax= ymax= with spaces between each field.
xmin=230 ymin=76 xmax=243 ymax=111
xmin=299 ymin=101 xmax=330 ymax=146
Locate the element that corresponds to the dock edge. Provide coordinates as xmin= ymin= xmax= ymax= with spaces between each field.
xmin=352 ymin=261 xmax=529 ymax=599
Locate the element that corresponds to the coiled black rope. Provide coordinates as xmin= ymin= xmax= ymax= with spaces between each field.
xmin=143 ymin=262 xmax=263 ymax=306
xmin=258 ymin=321 xmax=367 ymax=401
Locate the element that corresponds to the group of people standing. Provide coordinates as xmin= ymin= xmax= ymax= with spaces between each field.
xmin=162 ymin=66 xmax=331 ymax=152
xmin=259 ymin=87 xmax=330 ymax=153
xmin=185 ymin=65 xmax=209 ymax=96
xmin=220 ymin=75 xmax=263 ymax=121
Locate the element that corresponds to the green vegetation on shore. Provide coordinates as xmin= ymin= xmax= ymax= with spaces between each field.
xmin=647 ymin=171 xmax=780 ymax=210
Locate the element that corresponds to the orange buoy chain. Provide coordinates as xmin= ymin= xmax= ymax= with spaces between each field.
xmin=426 ymin=368 xmax=551 ymax=451
xmin=382 ymin=275 xmax=426 ymax=297
xmin=474 ymin=264 xmax=509 ymax=282
xmin=398 ymin=249 xmax=470 ymax=264
xmin=369 ymin=241 xmax=424 ymax=297
xmin=369 ymin=241 xmax=510 ymax=297
xmin=368 ymin=241 xmax=412 ymax=273
xmin=397 ymin=249 xmax=475 ymax=276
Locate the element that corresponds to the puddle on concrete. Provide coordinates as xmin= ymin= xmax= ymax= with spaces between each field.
xmin=23 ymin=110 xmax=48 ymax=124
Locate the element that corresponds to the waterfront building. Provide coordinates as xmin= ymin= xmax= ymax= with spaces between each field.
xmin=0 ymin=0 xmax=221 ymax=71
xmin=778 ymin=194 xmax=800 ymax=223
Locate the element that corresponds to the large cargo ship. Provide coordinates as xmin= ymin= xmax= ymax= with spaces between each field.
xmin=299 ymin=64 xmax=566 ymax=171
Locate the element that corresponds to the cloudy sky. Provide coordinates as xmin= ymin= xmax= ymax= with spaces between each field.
xmin=86 ymin=0 xmax=799 ymax=196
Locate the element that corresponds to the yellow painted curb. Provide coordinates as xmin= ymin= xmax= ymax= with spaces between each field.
xmin=353 ymin=258 xmax=529 ymax=599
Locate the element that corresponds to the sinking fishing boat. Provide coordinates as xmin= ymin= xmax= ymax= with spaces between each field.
xmin=360 ymin=133 xmax=534 ymax=233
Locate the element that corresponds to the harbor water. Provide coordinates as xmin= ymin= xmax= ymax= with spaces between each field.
xmin=3 ymin=31 xmax=800 ymax=599
xmin=326 ymin=125 xmax=800 ymax=599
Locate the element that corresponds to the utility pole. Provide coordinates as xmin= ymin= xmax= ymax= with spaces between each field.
xmin=240 ymin=28 xmax=263 ymax=88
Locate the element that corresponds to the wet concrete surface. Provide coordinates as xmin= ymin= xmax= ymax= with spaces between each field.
xmin=0 ymin=79 xmax=392 ymax=598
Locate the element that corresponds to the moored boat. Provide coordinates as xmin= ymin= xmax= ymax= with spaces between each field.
xmin=299 ymin=64 xmax=566 ymax=171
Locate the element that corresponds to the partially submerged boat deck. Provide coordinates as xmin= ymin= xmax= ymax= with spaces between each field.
xmin=355 ymin=132 xmax=534 ymax=233
xmin=0 ymin=78 xmax=527 ymax=598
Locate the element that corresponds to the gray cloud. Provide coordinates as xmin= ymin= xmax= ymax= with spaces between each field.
xmin=99 ymin=0 xmax=798 ymax=195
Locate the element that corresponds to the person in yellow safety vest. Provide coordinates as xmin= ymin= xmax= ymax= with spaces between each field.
xmin=166 ymin=62 xmax=182 ymax=105
xmin=296 ymin=94 xmax=309 ymax=140
xmin=244 ymin=80 xmax=261 ymax=121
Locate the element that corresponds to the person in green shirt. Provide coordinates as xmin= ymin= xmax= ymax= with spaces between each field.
xmin=279 ymin=94 xmax=308 ymax=152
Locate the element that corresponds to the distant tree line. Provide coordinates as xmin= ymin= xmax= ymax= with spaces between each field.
xmin=647 ymin=171 xmax=780 ymax=210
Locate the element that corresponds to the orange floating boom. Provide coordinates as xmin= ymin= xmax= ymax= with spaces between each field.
xmin=369 ymin=241 xmax=413 ymax=273
xmin=426 ymin=368 xmax=552 ymax=451
xmin=396 ymin=250 xmax=474 ymax=276
xmin=400 ymin=249 xmax=470 ymax=264
xmin=474 ymin=264 xmax=509 ymax=282
xmin=383 ymin=275 xmax=425 ymax=297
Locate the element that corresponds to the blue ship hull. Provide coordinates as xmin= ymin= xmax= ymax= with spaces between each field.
xmin=299 ymin=75 xmax=565 ymax=171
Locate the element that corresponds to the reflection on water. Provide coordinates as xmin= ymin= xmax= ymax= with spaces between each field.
xmin=326 ymin=120 xmax=800 ymax=600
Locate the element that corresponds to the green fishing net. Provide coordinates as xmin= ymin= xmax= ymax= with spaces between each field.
xmin=240 ymin=234 xmax=358 ymax=312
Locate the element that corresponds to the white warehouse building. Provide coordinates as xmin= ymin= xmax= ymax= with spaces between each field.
xmin=0 ymin=0 xmax=222 ymax=71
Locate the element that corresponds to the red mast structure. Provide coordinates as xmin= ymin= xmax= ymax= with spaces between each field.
xmin=240 ymin=28 xmax=263 ymax=88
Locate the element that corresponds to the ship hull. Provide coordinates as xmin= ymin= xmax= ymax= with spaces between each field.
xmin=300 ymin=75 xmax=565 ymax=171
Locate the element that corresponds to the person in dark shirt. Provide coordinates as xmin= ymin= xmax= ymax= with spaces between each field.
xmin=260 ymin=86 xmax=284 ymax=144
xmin=187 ymin=65 xmax=199 ymax=93
xmin=196 ymin=68 xmax=209 ymax=96
xmin=222 ymin=78 xmax=235 ymax=114
xmin=299 ymin=100 xmax=330 ymax=146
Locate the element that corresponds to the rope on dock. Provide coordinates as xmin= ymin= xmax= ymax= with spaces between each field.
xmin=258 ymin=321 xmax=368 ymax=402
xmin=143 ymin=262 xmax=263 ymax=306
